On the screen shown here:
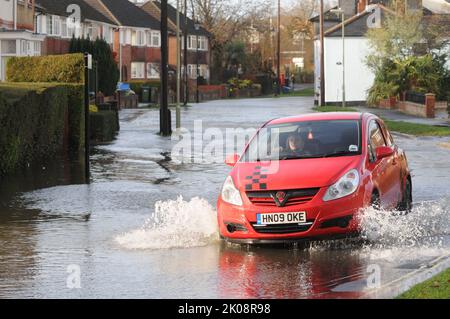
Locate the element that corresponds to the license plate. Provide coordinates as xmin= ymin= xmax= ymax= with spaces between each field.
xmin=256 ymin=212 xmax=306 ymax=225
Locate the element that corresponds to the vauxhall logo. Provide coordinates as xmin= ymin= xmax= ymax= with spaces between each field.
xmin=272 ymin=191 xmax=289 ymax=207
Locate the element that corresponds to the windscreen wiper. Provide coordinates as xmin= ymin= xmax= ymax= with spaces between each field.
xmin=320 ymin=151 xmax=358 ymax=158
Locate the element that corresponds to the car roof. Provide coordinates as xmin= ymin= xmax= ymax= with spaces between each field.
xmin=268 ymin=112 xmax=369 ymax=125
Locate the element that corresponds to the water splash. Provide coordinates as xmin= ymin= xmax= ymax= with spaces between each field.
xmin=357 ymin=199 xmax=450 ymax=248
xmin=115 ymin=196 xmax=220 ymax=250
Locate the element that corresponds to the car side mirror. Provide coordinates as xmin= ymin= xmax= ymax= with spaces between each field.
xmin=225 ymin=154 xmax=239 ymax=167
xmin=376 ymin=146 xmax=394 ymax=160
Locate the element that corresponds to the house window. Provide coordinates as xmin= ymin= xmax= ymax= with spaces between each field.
xmin=147 ymin=63 xmax=160 ymax=79
xmin=103 ymin=26 xmax=113 ymax=44
xmin=126 ymin=29 xmax=132 ymax=45
xmin=67 ymin=16 xmax=78 ymax=38
xmin=61 ymin=18 xmax=68 ymax=38
xmin=119 ymin=29 xmax=130 ymax=44
xmin=187 ymin=64 xmax=196 ymax=79
xmin=187 ymin=35 xmax=196 ymax=50
xmin=131 ymin=62 xmax=145 ymax=79
xmin=33 ymin=41 xmax=41 ymax=55
xmin=1 ymin=40 xmax=17 ymax=54
xmin=198 ymin=36 xmax=207 ymax=51
xmin=187 ymin=64 xmax=209 ymax=79
xmin=46 ymin=15 xmax=61 ymax=36
xmin=149 ymin=31 xmax=160 ymax=47
xmin=36 ymin=15 xmax=45 ymax=34
xmin=187 ymin=35 xmax=208 ymax=51
xmin=132 ymin=30 xmax=146 ymax=46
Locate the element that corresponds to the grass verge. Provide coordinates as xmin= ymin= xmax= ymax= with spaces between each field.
xmin=396 ymin=268 xmax=450 ymax=299
xmin=281 ymin=87 xmax=315 ymax=97
xmin=383 ymin=120 xmax=450 ymax=137
xmin=312 ymin=106 xmax=358 ymax=112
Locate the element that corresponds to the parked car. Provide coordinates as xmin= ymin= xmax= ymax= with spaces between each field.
xmin=217 ymin=112 xmax=412 ymax=244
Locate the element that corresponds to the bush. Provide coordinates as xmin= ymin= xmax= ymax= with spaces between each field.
xmin=129 ymin=80 xmax=160 ymax=97
xmin=367 ymin=54 xmax=447 ymax=105
xmin=66 ymin=84 xmax=85 ymax=153
xmin=0 ymin=83 xmax=83 ymax=175
xmin=90 ymin=111 xmax=118 ymax=142
xmin=367 ymin=81 xmax=399 ymax=106
xmin=6 ymin=54 xmax=84 ymax=83
xmin=228 ymin=78 xmax=253 ymax=89
xmin=69 ymin=38 xmax=119 ymax=96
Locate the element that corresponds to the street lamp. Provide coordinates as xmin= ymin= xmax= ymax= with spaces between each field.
xmin=194 ymin=22 xmax=201 ymax=104
xmin=331 ymin=8 xmax=346 ymax=108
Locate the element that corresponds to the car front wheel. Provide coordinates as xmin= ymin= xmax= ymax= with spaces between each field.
xmin=398 ymin=178 xmax=413 ymax=213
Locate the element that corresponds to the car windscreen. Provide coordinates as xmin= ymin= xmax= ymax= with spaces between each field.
xmin=242 ymin=120 xmax=361 ymax=162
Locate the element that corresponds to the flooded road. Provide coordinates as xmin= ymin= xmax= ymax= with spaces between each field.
xmin=0 ymin=97 xmax=449 ymax=298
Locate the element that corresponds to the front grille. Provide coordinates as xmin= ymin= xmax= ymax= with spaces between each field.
xmin=246 ymin=188 xmax=320 ymax=207
xmin=251 ymin=220 xmax=314 ymax=234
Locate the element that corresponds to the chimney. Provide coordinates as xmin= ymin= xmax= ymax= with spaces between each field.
xmin=357 ymin=0 xmax=368 ymax=14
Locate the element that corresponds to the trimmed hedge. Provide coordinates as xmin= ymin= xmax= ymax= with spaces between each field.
xmin=90 ymin=111 xmax=118 ymax=143
xmin=0 ymin=83 xmax=84 ymax=176
xmin=6 ymin=54 xmax=84 ymax=83
xmin=129 ymin=80 xmax=160 ymax=98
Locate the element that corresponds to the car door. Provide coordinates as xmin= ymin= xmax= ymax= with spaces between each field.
xmin=367 ymin=120 xmax=398 ymax=209
xmin=379 ymin=121 xmax=403 ymax=205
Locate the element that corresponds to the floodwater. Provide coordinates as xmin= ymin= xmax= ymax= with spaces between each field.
xmin=0 ymin=97 xmax=449 ymax=299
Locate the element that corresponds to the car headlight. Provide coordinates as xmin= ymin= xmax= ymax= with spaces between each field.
xmin=221 ymin=176 xmax=243 ymax=206
xmin=323 ymin=169 xmax=360 ymax=202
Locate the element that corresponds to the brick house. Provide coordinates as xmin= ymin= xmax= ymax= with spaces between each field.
xmin=35 ymin=0 xmax=162 ymax=83
xmin=0 ymin=0 xmax=44 ymax=81
xmin=35 ymin=0 xmax=117 ymax=55
xmin=89 ymin=0 xmax=162 ymax=82
xmin=138 ymin=0 xmax=211 ymax=83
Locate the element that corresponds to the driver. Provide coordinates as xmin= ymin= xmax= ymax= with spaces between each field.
xmin=286 ymin=134 xmax=305 ymax=155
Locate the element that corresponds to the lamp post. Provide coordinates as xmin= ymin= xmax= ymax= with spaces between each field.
xmin=194 ymin=22 xmax=201 ymax=104
xmin=276 ymin=0 xmax=281 ymax=96
xmin=176 ymin=0 xmax=181 ymax=128
xmin=160 ymin=0 xmax=171 ymax=136
xmin=331 ymin=8 xmax=346 ymax=108
xmin=183 ymin=0 xmax=188 ymax=106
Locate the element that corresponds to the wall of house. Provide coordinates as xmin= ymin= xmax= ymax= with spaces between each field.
xmin=119 ymin=44 xmax=161 ymax=81
xmin=324 ymin=37 xmax=374 ymax=103
xmin=0 ymin=0 xmax=14 ymax=29
xmin=42 ymin=37 xmax=70 ymax=55
xmin=16 ymin=0 xmax=35 ymax=30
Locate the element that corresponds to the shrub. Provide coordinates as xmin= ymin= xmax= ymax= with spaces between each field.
xmin=367 ymin=81 xmax=399 ymax=106
xmin=228 ymin=78 xmax=253 ymax=89
xmin=129 ymin=80 xmax=160 ymax=95
xmin=69 ymin=38 xmax=119 ymax=96
xmin=6 ymin=54 xmax=84 ymax=83
xmin=90 ymin=111 xmax=118 ymax=142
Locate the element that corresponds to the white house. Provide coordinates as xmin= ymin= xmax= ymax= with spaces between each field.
xmin=0 ymin=0 xmax=44 ymax=81
xmin=314 ymin=3 xmax=392 ymax=105
xmin=314 ymin=0 xmax=450 ymax=105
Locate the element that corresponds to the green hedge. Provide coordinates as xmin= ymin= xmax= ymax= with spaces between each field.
xmin=90 ymin=111 xmax=118 ymax=143
xmin=0 ymin=83 xmax=84 ymax=176
xmin=129 ymin=80 xmax=160 ymax=97
xmin=6 ymin=53 xmax=84 ymax=83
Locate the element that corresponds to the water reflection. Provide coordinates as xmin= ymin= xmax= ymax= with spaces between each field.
xmin=217 ymin=244 xmax=366 ymax=299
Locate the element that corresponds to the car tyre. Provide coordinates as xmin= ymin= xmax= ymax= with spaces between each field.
xmin=398 ymin=178 xmax=413 ymax=214
xmin=370 ymin=192 xmax=381 ymax=210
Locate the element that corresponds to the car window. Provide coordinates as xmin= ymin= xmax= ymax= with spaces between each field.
xmin=368 ymin=120 xmax=386 ymax=162
xmin=242 ymin=120 xmax=361 ymax=162
xmin=379 ymin=121 xmax=394 ymax=147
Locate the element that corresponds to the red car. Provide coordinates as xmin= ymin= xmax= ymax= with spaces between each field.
xmin=217 ymin=112 xmax=412 ymax=244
